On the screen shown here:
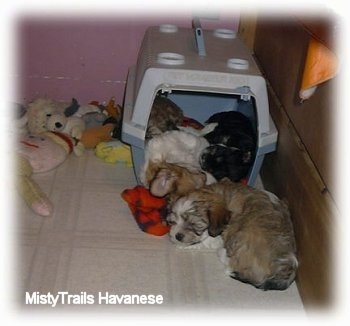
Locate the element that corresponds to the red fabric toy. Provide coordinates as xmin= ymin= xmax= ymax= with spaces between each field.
xmin=181 ymin=116 xmax=204 ymax=130
xmin=121 ymin=185 xmax=170 ymax=236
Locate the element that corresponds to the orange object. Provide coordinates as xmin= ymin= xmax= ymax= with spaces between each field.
xmin=299 ymin=37 xmax=338 ymax=101
xmin=121 ymin=186 xmax=170 ymax=236
xmin=105 ymin=97 xmax=121 ymax=119
xmin=79 ymin=124 xmax=114 ymax=149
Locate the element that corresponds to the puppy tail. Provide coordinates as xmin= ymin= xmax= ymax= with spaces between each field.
xmin=258 ymin=253 xmax=298 ymax=291
xmin=230 ymin=253 xmax=298 ymax=291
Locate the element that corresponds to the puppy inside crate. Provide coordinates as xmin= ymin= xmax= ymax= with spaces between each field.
xmin=145 ymin=93 xmax=257 ymax=183
xmin=145 ymin=95 xmax=184 ymax=140
xmin=201 ymin=110 xmax=256 ymax=183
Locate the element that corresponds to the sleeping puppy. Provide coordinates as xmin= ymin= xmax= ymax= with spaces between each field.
xmin=200 ymin=144 xmax=252 ymax=182
xmin=140 ymin=130 xmax=215 ymax=186
xmin=145 ymin=96 xmax=184 ymax=140
xmin=200 ymin=111 xmax=256 ymax=182
xmin=166 ymin=179 xmax=298 ymax=291
xmin=145 ymin=162 xmax=216 ymax=244
xmin=145 ymin=161 xmax=207 ymax=206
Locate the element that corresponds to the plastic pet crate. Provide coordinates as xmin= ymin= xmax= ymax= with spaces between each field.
xmin=122 ymin=23 xmax=277 ymax=186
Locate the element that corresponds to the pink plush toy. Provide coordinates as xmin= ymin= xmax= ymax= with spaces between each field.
xmin=16 ymin=131 xmax=74 ymax=216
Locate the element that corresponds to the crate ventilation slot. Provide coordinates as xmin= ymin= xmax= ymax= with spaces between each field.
xmin=159 ymin=24 xmax=178 ymax=33
xmin=157 ymin=52 xmax=185 ymax=65
xmin=213 ymin=28 xmax=237 ymax=39
xmin=227 ymin=58 xmax=249 ymax=70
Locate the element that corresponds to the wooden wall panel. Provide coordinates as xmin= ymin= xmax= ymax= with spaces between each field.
xmin=251 ymin=16 xmax=338 ymax=308
xmin=238 ymin=14 xmax=257 ymax=51
xmin=254 ymin=17 xmax=335 ymax=197
xmin=261 ymin=84 xmax=336 ymax=307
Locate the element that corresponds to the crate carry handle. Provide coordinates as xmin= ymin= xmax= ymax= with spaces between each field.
xmin=192 ymin=18 xmax=206 ymax=56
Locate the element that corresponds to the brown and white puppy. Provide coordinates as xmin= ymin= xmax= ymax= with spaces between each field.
xmin=145 ymin=96 xmax=184 ymax=140
xmin=145 ymin=161 xmax=207 ymax=206
xmin=167 ymin=179 xmax=298 ymax=291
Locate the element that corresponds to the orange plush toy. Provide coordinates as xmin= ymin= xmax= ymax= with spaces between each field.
xmin=79 ymin=123 xmax=115 ymax=149
xmin=121 ymin=185 xmax=170 ymax=236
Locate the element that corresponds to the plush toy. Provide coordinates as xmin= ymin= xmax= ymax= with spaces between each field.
xmin=104 ymin=97 xmax=122 ymax=120
xmin=16 ymin=131 xmax=74 ymax=216
xmin=95 ymin=140 xmax=133 ymax=166
xmin=103 ymin=97 xmax=123 ymax=139
xmin=121 ymin=185 xmax=169 ymax=236
xmin=26 ymin=97 xmax=99 ymax=134
xmin=181 ymin=116 xmax=204 ymax=130
xmin=79 ymin=123 xmax=115 ymax=149
xmin=46 ymin=113 xmax=86 ymax=139
xmin=27 ymin=98 xmax=70 ymax=134
xmin=103 ymin=116 xmax=122 ymax=140
xmin=45 ymin=113 xmax=86 ymax=156
xmin=14 ymin=102 xmax=28 ymax=136
xmin=16 ymin=154 xmax=53 ymax=216
xmin=82 ymin=101 xmax=107 ymax=128
xmin=64 ymin=98 xmax=100 ymax=118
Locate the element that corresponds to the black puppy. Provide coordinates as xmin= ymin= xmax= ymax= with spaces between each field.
xmin=200 ymin=111 xmax=256 ymax=182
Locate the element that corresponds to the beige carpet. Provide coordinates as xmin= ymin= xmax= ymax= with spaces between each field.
xmin=15 ymin=149 xmax=305 ymax=317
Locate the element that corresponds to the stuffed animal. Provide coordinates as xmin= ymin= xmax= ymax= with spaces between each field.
xmin=95 ymin=140 xmax=133 ymax=166
xmin=64 ymin=98 xmax=100 ymax=118
xmin=16 ymin=131 xmax=74 ymax=216
xmin=45 ymin=113 xmax=86 ymax=156
xmin=27 ymin=98 xmax=70 ymax=134
xmin=26 ymin=97 xmax=99 ymax=134
xmin=14 ymin=102 xmax=28 ymax=136
xmin=104 ymin=97 xmax=123 ymax=139
xmin=79 ymin=123 xmax=114 ymax=149
xmin=121 ymin=185 xmax=169 ymax=236
xmin=46 ymin=113 xmax=86 ymax=139
xmin=16 ymin=154 xmax=53 ymax=216
xmin=104 ymin=97 xmax=121 ymax=120
xmin=82 ymin=102 xmax=107 ymax=128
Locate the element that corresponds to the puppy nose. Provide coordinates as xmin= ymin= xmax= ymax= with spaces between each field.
xmin=55 ymin=122 xmax=63 ymax=128
xmin=175 ymin=233 xmax=184 ymax=242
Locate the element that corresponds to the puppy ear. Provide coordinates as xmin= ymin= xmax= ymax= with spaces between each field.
xmin=144 ymin=161 xmax=160 ymax=186
xmin=149 ymin=168 xmax=177 ymax=197
xmin=207 ymin=203 xmax=231 ymax=237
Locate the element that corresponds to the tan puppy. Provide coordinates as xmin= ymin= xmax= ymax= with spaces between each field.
xmin=167 ymin=179 xmax=298 ymax=290
xmin=145 ymin=161 xmax=207 ymax=205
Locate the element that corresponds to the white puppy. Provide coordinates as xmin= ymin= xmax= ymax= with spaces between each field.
xmin=140 ymin=130 xmax=215 ymax=186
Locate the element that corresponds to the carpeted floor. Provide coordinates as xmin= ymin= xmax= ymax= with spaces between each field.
xmin=15 ymin=149 xmax=305 ymax=316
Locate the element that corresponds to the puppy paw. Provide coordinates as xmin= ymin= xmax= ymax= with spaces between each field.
xmin=224 ymin=268 xmax=234 ymax=277
xmin=176 ymin=243 xmax=202 ymax=250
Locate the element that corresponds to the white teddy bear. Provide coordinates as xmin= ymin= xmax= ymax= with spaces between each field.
xmin=27 ymin=98 xmax=69 ymax=134
xmin=46 ymin=113 xmax=86 ymax=139
xmin=26 ymin=97 xmax=99 ymax=134
xmin=46 ymin=113 xmax=86 ymax=156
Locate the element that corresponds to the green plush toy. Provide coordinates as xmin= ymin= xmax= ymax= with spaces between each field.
xmin=16 ymin=131 xmax=74 ymax=216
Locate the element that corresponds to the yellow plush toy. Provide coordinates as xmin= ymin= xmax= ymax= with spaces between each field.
xmin=95 ymin=140 xmax=133 ymax=167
